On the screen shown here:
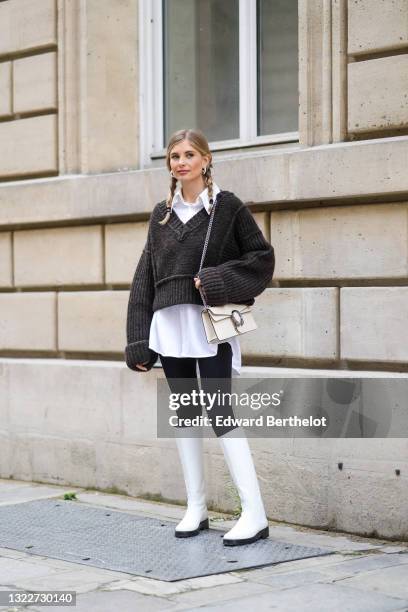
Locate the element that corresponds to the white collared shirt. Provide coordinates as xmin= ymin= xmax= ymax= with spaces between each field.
xmin=171 ymin=181 xmax=214 ymax=221
xmin=149 ymin=182 xmax=241 ymax=375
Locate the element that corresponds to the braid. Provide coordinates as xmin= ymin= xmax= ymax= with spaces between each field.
xmin=158 ymin=175 xmax=178 ymax=225
xmin=204 ymin=166 xmax=214 ymax=205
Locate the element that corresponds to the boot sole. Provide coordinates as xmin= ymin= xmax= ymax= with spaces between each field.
xmin=223 ymin=525 xmax=269 ymax=546
xmin=175 ymin=517 xmax=209 ymax=538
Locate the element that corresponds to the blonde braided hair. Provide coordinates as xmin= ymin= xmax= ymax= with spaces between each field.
xmin=159 ymin=128 xmax=214 ymax=225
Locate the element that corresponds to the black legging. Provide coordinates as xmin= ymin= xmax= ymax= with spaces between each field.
xmin=160 ymin=342 xmax=238 ymax=437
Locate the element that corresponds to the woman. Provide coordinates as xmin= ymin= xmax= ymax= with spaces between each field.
xmin=125 ymin=128 xmax=275 ymax=546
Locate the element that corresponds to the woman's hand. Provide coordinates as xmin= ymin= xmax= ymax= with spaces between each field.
xmin=135 ymin=360 xmax=149 ymax=371
xmin=194 ymin=276 xmax=201 ymax=289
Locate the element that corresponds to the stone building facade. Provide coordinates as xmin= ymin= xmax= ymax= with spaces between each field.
xmin=0 ymin=0 xmax=407 ymax=538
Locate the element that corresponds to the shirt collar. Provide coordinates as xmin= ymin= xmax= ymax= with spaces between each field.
xmin=172 ymin=182 xmax=220 ymax=215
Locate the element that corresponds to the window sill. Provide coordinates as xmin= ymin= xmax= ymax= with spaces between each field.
xmin=149 ymin=132 xmax=300 ymax=161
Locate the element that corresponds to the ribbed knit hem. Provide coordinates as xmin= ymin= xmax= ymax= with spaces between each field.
xmin=125 ymin=340 xmax=158 ymax=372
xmin=152 ymin=275 xmax=255 ymax=312
xmin=197 ymin=266 xmax=228 ymax=306
xmin=153 ymin=276 xmax=203 ymax=311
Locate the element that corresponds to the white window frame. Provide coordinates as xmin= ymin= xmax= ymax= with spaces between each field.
xmin=139 ymin=0 xmax=299 ymax=168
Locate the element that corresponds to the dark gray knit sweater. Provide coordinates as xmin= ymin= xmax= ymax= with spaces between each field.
xmin=125 ymin=190 xmax=275 ymax=371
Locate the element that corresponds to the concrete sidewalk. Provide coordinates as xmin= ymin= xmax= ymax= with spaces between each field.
xmin=0 ymin=479 xmax=407 ymax=612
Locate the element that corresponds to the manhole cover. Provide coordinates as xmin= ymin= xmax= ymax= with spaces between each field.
xmin=0 ymin=499 xmax=334 ymax=581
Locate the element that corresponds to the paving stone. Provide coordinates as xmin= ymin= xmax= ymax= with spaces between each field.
xmin=379 ymin=546 xmax=408 ymax=554
xmin=103 ymin=572 xmax=243 ymax=597
xmin=0 ymin=558 xmax=61 ymax=583
xmin=0 ymin=548 xmax=31 ymax=560
xmin=267 ymin=525 xmax=384 ymax=552
xmin=26 ymin=588 xmax=170 ymax=612
xmin=320 ymin=553 xmax=408 ymax=580
xmin=76 ymin=491 xmax=233 ymax=529
xmin=0 ymin=480 xmax=82 ymax=506
xmin=165 ymin=580 xmax=274 ymax=607
xmin=232 ymin=552 xmax=350 ymax=580
xmin=13 ymin=567 xmax=133 ymax=594
xmin=76 ymin=491 xmax=186 ymax=521
xmin=185 ymin=582 xmax=408 ymax=612
xmin=339 ymin=564 xmax=408 ymax=599
xmin=245 ymin=568 xmax=332 ymax=589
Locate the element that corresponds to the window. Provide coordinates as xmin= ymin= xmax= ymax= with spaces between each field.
xmin=139 ymin=0 xmax=298 ymax=166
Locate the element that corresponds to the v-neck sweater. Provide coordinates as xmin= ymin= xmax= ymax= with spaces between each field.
xmin=148 ymin=184 xmax=242 ymax=375
xmin=125 ymin=189 xmax=275 ymax=372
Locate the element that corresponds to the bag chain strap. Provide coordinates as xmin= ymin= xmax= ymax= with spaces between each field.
xmin=197 ymin=194 xmax=218 ymax=311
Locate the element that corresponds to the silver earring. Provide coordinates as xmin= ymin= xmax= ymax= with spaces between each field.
xmin=170 ymin=170 xmax=176 ymax=178
xmin=202 ymin=167 xmax=207 ymax=175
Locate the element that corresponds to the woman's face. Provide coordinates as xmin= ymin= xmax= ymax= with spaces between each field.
xmin=169 ymin=140 xmax=209 ymax=183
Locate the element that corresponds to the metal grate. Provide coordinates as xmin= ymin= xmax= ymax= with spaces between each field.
xmin=0 ymin=499 xmax=334 ymax=581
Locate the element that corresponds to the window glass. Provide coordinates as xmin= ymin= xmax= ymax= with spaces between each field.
xmin=257 ymin=0 xmax=298 ymax=135
xmin=163 ymin=0 xmax=240 ymax=143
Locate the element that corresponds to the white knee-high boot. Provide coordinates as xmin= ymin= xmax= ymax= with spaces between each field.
xmin=174 ymin=436 xmax=209 ymax=537
xmin=218 ymin=431 xmax=269 ymax=546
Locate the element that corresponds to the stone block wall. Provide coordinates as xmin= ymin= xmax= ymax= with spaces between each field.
xmin=0 ymin=0 xmax=58 ymax=179
xmin=347 ymin=0 xmax=408 ymax=136
xmin=2 ymin=134 xmax=407 ymax=371
xmin=0 ymin=0 xmax=139 ymax=179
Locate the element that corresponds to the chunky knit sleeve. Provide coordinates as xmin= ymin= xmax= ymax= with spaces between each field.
xmin=125 ymin=231 xmax=158 ymax=372
xmin=197 ymin=204 xmax=275 ymax=306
